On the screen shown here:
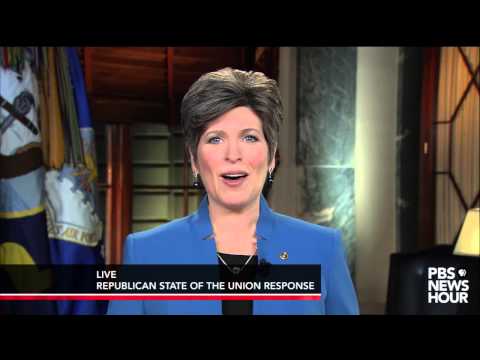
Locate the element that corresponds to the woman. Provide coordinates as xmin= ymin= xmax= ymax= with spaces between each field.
xmin=108 ymin=68 xmax=359 ymax=315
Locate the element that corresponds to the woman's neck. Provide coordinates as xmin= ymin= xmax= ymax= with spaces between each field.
xmin=208 ymin=198 xmax=260 ymax=255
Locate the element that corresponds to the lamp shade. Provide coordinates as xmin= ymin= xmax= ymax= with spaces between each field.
xmin=454 ymin=208 xmax=480 ymax=256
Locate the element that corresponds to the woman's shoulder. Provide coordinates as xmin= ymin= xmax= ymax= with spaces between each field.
xmin=121 ymin=215 xmax=199 ymax=264
xmin=126 ymin=215 xmax=193 ymax=247
xmin=272 ymin=211 xmax=339 ymax=238
xmin=270 ymin=211 xmax=341 ymax=254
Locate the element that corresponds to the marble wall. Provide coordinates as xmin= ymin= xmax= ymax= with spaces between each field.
xmin=297 ymin=47 xmax=357 ymax=275
xmin=355 ymin=47 xmax=399 ymax=312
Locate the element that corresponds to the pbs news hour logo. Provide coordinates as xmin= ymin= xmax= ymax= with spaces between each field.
xmin=427 ymin=267 xmax=470 ymax=304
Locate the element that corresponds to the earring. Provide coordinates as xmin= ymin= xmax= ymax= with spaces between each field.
xmin=193 ymin=172 xmax=200 ymax=188
xmin=267 ymin=169 xmax=274 ymax=184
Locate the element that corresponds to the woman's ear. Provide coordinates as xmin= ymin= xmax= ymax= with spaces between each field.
xmin=269 ymin=146 xmax=277 ymax=172
xmin=189 ymin=149 xmax=198 ymax=174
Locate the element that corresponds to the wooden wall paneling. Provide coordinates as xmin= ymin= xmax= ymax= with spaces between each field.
xmin=88 ymin=47 xmax=168 ymax=99
xmin=119 ymin=124 xmax=132 ymax=262
xmin=83 ymin=47 xmax=93 ymax=93
xmin=418 ymin=47 xmax=440 ymax=250
xmin=90 ymin=96 xmax=168 ymax=124
xmin=107 ymin=124 xmax=133 ymax=264
xmin=85 ymin=47 xmax=169 ymax=125
xmin=104 ymin=124 xmax=114 ymax=264
xmin=167 ymin=47 xmax=175 ymax=128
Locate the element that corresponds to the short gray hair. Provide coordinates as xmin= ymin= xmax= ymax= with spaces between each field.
xmin=181 ymin=67 xmax=283 ymax=163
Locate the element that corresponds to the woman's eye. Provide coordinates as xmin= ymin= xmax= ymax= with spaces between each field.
xmin=243 ymin=135 xmax=258 ymax=142
xmin=207 ymin=136 xmax=222 ymax=144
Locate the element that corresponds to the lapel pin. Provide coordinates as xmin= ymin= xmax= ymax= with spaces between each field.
xmin=280 ymin=251 xmax=288 ymax=260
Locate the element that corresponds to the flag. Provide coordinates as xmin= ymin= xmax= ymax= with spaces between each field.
xmin=44 ymin=48 xmax=106 ymax=315
xmin=0 ymin=58 xmax=56 ymax=314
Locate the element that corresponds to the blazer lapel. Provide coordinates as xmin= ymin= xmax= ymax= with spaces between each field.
xmin=190 ymin=195 xmax=218 ymax=265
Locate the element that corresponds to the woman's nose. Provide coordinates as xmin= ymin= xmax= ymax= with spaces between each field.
xmin=225 ymin=141 xmax=242 ymax=162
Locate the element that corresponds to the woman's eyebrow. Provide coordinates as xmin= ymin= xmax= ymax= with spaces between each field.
xmin=204 ymin=130 xmax=226 ymax=137
xmin=240 ymin=128 xmax=261 ymax=134
xmin=204 ymin=128 xmax=261 ymax=137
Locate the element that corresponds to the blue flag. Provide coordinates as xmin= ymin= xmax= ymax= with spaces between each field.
xmin=45 ymin=48 xmax=106 ymax=315
xmin=0 ymin=60 xmax=56 ymax=314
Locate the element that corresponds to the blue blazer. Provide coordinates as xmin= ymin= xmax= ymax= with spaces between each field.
xmin=107 ymin=195 xmax=359 ymax=315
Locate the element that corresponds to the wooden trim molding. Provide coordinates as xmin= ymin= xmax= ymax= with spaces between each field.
xmin=167 ymin=47 xmax=175 ymax=128
xmin=418 ymin=47 xmax=440 ymax=250
xmin=106 ymin=124 xmax=132 ymax=264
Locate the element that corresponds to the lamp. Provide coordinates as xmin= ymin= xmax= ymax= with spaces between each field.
xmin=454 ymin=208 xmax=480 ymax=256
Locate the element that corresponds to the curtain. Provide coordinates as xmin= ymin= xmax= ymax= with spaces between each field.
xmin=435 ymin=47 xmax=480 ymax=245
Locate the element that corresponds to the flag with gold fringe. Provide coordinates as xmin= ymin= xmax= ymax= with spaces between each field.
xmin=0 ymin=47 xmax=106 ymax=314
xmin=44 ymin=47 xmax=106 ymax=315
xmin=0 ymin=49 xmax=56 ymax=314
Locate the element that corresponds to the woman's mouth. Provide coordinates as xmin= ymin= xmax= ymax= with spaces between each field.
xmin=220 ymin=172 xmax=248 ymax=187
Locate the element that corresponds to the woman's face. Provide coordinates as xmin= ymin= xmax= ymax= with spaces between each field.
xmin=192 ymin=106 xmax=275 ymax=211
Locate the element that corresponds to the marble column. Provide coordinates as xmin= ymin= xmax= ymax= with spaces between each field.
xmin=297 ymin=47 xmax=357 ymax=276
